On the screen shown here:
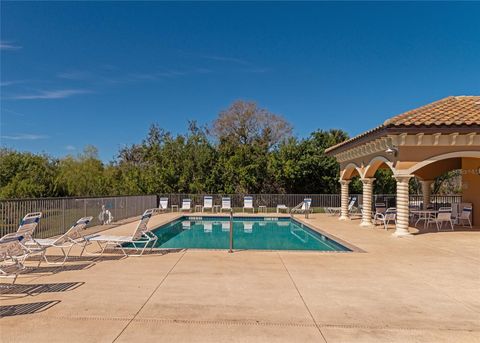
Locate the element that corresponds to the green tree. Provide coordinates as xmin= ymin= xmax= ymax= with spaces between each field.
xmin=55 ymin=146 xmax=108 ymax=196
xmin=0 ymin=148 xmax=58 ymax=198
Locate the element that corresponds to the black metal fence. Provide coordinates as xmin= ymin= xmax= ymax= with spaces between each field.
xmin=0 ymin=195 xmax=157 ymax=238
xmin=159 ymin=193 xmax=345 ymax=210
xmin=0 ymin=193 xmax=463 ymax=238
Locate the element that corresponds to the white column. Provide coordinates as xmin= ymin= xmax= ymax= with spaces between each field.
xmin=420 ymin=180 xmax=434 ymax=209
xmin=394 ymin=175 xmax=414 ymax=237
xmin=360 ymin=178 xmax=375 ymax=227
xmin=339 ymin=180 xmax=351 ymax=220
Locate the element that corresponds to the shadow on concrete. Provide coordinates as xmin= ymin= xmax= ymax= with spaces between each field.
xmin=0 ymin=281 xmax=84 ymax=296
xmin=22 ymin=263 xmax=94 ymax=274
xmin=0 ymin=300 xmax=60 ymax=317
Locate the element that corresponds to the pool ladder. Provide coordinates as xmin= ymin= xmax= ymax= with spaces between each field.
xmin=290 ymin=201 xmax=310 ymax=219
xmin=228 ymin=209 xmax=234 ymax=253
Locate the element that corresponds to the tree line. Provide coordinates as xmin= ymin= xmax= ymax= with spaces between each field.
xmin=1 ymin=100 xmax=412 ymax=199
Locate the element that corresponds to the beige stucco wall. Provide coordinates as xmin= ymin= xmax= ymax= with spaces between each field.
xmin=395 ymin=146 xmax=479 ymax=172
xmin=462 ymin=157 xmax=480 ymax=225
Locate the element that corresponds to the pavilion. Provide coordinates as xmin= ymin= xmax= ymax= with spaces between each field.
xmin=326 ymin=96 xmax=480 ymax=236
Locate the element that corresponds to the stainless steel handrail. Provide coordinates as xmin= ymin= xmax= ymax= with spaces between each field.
xmin=228 ymin=209 xmax=233 ymax=253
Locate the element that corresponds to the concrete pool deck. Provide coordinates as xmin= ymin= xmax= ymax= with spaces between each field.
xmin=1 ymin=212 xmax=479 ymax=342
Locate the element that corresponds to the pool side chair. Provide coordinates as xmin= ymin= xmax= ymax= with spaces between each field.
xmin=2 ymin=212 xmax=43 ymax=245
xmin=374 ymin=207 xmax=397 ymax=230
xmin=0 ymin=236 xmax=29 ymax=284
xmin=82 ymin=209 xmax=158 ymax=257
xmin=158 ymin=197 xmax=169 ymax=212
xmin=181 ymin=199 xmax=192 ymax=212
xmin=221 ymin=197 xmax=232 ymax=213
xmin=203 ymin=196 xmax=213 ymax=212
xmin=348 ymin=197 xmax=360 ymax=215
xmin=428 ymin=207 xmax=454 ymax=231
xmin=243 ymin=196 xmax=254 ymax=213
xmin=292 ymin=198 xmax=312 ymax=214
xmin=0 ymin=235 xmax=43 ymax=284
xmin=326 ymin=197 xmax=356 ymax=216
xmin=457 ymin=207 xmax=473 ymax=228
xmin=25 ymin=216 xmax=93 ymax=265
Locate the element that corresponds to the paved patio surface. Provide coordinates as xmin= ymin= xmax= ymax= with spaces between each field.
xmin=1 ymin=212 xmax=479 ymax=342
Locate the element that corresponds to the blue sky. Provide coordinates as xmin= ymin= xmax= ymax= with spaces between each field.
xmin=1 ymin=2 xmax=479 ymax=161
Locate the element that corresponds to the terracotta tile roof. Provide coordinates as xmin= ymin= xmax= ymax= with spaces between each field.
xmin=326 ymin=96 xmax=480 ymax=154
xmin=383 ymin=96 xmax=480 ymax=127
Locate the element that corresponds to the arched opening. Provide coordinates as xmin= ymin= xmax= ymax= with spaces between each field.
xmin=340 ymin=163 xmax=362 ymax=181
xmin=405 ymin=151 xmax=480 ymax=230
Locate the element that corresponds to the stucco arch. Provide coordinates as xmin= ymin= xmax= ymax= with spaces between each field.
xmin=363 ymin=156 xmax=395 ymax=178
xmin=404 ymin=151 xmax=480 ymax=175
xmin=340 ymin=162 xmax=362 ymax=180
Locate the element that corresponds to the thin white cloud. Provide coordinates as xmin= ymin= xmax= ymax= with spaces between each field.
xmin=202 ymin=55 xmax=250 ymax=65
xmin=57 ymin=71 xmax=94 ymax=80
xmin=10 ymin=89 xmax=91 ymax=100
xmin=2 ymin=108 xmax=25 ymax=117
xmin=1 ymin=133 xmax=48 ymax=140
xmin=0 ymin=41 xmax=22 ymax=50
xmin=65 ymin=145 xmax=76 ymax=151
xmin=0 ymin=80 xmax=25 ymax=87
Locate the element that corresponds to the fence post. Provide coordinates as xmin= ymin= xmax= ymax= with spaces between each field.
xmin=62 ymin=198 xmax=66 ymax=232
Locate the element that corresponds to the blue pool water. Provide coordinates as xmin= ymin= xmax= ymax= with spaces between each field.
xmin=142 ymin=217 xmax=350 ymax=252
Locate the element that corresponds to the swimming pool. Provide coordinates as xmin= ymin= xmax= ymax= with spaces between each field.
xmin=136 ymin=217 xmax=350 ymax=252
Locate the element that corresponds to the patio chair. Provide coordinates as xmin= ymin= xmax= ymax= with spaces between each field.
xmin=325 ymin=197 xmax=356 ymax=216
xmin=409 ymin=204 xmax=421 ymax=223
xmin=243 ymin=196 xmax=255 ymax=213
xmin=202 ymin=196 xmax=213 ymax=212
xmin=25 ymin=216 xmax=93 ymax=265
xmin=180 ymin=199 xmax=192 ymax=212
xmin=291 ymin=198 xmax=312 ymax=214
xmin=374 ymin=207 xmax=397 ymax=230
xmin=0 ymin=236 xmax=30 ymax=284
xmin=158 ymin=197 xmax=169 ymax=212
xmin=2 ymin=212 xmax=42 ymax=244
xmin=457 ymin=206 xmax=473 ymax=228
xmin=220 ymin=197 xmax=232 ymax=212
xmin=427 ymin=207 xmax=454 ymax=231
xmin=82 ymin=209 xmax=158 ymax=257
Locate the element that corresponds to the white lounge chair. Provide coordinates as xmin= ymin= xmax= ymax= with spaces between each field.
xmin=0 ymin=236 xmax=31 ymax=284
xmin=325 ymin=197 xmax=356 ymax=216
xmin=158 ymin=197 xmax=169 ymax=212
xmin=427 ymin=207 xmax=454 ymax=231
xmin=457 ymin=206 xmax=473 ymax=228
xmin=181 ymin=199 xmax=192 ymax=212
xmin=291 ymin=198 xmax=312 ymax=214
xmin=202 ymin=196 xmax=213 ymax=212
xmin=243 ymin=196 xmax=254 ymax=213
xmin=2 ymin=212 xmax=42 ymax=244
xmin=82 ymin=209 xmax=158 ymax=257
xmin=25 ymin=216 xmax=93 ymax=265
xmin=221 ymin=197 xmax=232 ymax=212
xmin=374 ymin=207 xmax=397 ymax=230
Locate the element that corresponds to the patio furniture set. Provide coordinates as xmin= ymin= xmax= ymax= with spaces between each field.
xmin=0 ymin=209 xmax=159 ymax=284
xmin=325 ymin=197 xmax=473 ymax=231
xmin=158 ymin=196 xmax=312 ymax=214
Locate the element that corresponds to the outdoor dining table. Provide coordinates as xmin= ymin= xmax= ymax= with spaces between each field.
xmin=411 ymin=209 xmax=439 ymax=229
